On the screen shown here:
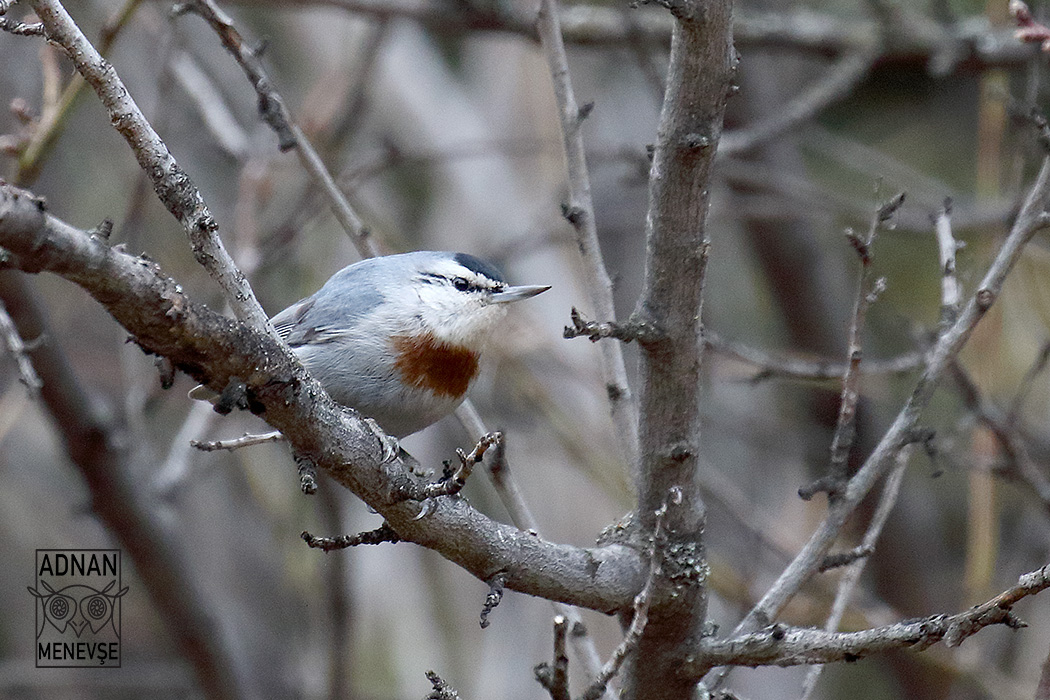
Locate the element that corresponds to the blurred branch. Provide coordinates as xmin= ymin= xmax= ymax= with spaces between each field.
xmin=11 ymin=0 xmax=142 ymax=185
xmin=0 ymin=270 xmax=252 ymax=699
xmin=799 ymin=447 xmax=911 ymax=699
xmin=231 ymin=0 xmax=1035 ymax=70
xmin=0 ymin=182 xmax=648 ymax=613
xmin=704 ymin=153 xmax=1050 ymax=689
xmin=949 ymin=360 xmax=1050 ymax=515
xmin=721 ymin=49 xmax=876 ymax=157
xmin=0 ymin=298 xmax=42 ymax=395
xmin=686 ymin=562 xmax=1050 ymax=672
xmin=175 ymin=0 xmax=381 ymax=258
xmin=27 ymin=0 xmax=275 ymax=334
xmin=535 ymin=0 xmax=638 ymax=467
xmin=705 ymin=330 xmax=923 ymax=382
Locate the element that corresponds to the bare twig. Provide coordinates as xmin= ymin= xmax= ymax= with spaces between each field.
xmin=579 ymin=499 xmax=669 ymax=700
xmin=802 ymin=194 xmax=900 ymax=500
xmin=479 ymin=570 xmax=506 ymax=629
xmin=535 ymin=0 xmax=638 ymax=468
xmin=28 ymin=0 xmax=276 ymax=336
xmin=934 ymin=198 xmax=963 ymax=324
xmin=178 ymin=0 xmax=379 ymax=258
xmin=535 ymin=615 xmax=571 ymax=700
xmin=390 ymin=432 xmax=501 ymax=502
xmin=688 ymin=562 xmax=1050 ymax=672
xmin=563 ymin=307 xmax=663 ymax=344
xmin=800 ymin=447 xmax=911 ymax=699
xmin=190 ymin=429 xmax=285 ymax=451
xmin=0 ymin=298 xmax=42 ymax=395
xmin=424 ymin=670 xmax=460 ymax=700
xmin=704 ymin=154 xmax=1050 ymax=689
xmin=0 ymin=16 xmax=44 ymax=35
xmin=301 ymin=522 xmax=401 ymax=552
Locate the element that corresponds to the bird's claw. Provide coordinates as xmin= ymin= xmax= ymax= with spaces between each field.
xmin=413 ymin=498 xmax=438 ymax=520
xmin=364 ymin=418 xmax=400 ymax=463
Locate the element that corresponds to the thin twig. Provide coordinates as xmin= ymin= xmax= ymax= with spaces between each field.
xmin=390 ymin=432 xmax=501 ymax=502
xmin=301 ymin=522 xmax=401 ymax=552
xmin=535 ymin=615 xmax=571 ymax=700
xmin=703 ymin=154 xmax=1050 ymax=690
xmin=0 ymin=17 xmax=44 ymax=34
xmin=190 ymin=429 xmax=285 ymax=452
xmin=0 ymin=298 xmax=42 ymax=395
xmin=689 ymin=562 xmax=1050 ymax=671
xmin=934 ymin=198 xmax=963 ymax=324
xmin=705 ymin=331 xmax=924 ymax=382
xmin=28 ymin=0 xmax=276 ymax=335
xmin=578 ymin=498 xmax=669 ymax=700
xmin=179 ymin=0 xmax=378 ymax=257
xmin=535 ymin=0 xmax=638 ymax=468
xmin=799 ymin=447 xmax=911 ymax=699
xmin=803 ymin=193 xmax=901 ymax=500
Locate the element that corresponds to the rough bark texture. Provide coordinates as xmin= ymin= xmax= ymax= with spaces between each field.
xmin=625 ymin=2 xmax=734 ymax=698
xmin=0 ymin=184 xmax=647 ymax=614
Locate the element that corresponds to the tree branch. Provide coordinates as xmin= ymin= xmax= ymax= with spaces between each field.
xmin=625 ymin=0 xmax=733 ymax=697
xmin=536 ymin=0 xmax=638 ymax=467
xmin=0 ymin=182 xmax=648 ymax=614
xmin=27 ymin=0 xmax=276 ymax=336
xmin=703 ymin=153 xmax=1050 ymax=689
xmin=686 ymin=563 xmax=1050 ymax=672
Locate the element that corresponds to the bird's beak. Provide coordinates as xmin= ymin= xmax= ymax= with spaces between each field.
xmin=490 ymin=284 xmax=551 ymax=304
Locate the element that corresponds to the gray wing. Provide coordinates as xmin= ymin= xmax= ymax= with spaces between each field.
xmin=270 ymin=270 xmax=385 ymax=347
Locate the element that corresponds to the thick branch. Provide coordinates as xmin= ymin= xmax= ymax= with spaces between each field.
xmin=626 ymin=1 xmax=733 ymax=698
xmin=0 ymin=183 xmax=647 ymax=614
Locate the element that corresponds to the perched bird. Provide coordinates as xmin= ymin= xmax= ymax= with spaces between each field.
xmin=194 ymin=251 xmax=549 ymax=437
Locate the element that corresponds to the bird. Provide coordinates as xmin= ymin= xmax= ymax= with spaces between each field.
xmin=193 ymin=251 xmax=549 ymax=438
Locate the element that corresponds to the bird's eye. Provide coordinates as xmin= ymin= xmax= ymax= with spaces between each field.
xmin=452 ymin=277 xmax=471 ymax=292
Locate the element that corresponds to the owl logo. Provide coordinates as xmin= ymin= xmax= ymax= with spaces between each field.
xmin=27 ymin=579 xmax=128 ymax=639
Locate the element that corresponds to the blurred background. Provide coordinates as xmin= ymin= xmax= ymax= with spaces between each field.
xmin=3 ymin=0 xmax=1050 ymax=697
